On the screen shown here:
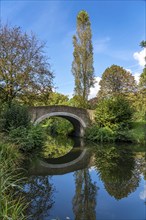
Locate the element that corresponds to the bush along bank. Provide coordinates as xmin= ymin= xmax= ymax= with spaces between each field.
xmin=85 ymin=96 xmax=145 ymax=144
xmin=0 ymin=103 xmax=46 ymax=152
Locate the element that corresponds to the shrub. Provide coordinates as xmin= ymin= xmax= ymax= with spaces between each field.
xmin=86 ymin=96 xmax=134 ymax=143
xmin=95 ymin=96 xmax=133 ymax=131
xmin=85 ymin=124 xmax=116 ymax=142
xmin=1 ymin=103 xmax=31 ymax=131
xmin=25 ymin=125 xmax=46 ymax=150
xmin=9 ymin=125 xmax=46 ymax=152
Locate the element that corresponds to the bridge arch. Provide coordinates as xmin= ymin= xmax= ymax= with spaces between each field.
xmin=34 ymin=111 xmax=86 ymax=137
xmin=28 ymin=105 xmax=94 ymax=137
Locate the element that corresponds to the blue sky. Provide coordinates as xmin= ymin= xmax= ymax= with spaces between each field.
xmin=1 ymin=0 xmax=145 ymax=98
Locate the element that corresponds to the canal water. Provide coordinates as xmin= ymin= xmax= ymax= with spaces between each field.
xmin=22 ymin=137 xmax=146 ymax=220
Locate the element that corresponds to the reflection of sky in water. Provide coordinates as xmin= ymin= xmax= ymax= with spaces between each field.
xmin=90 ymin=169 xmax=145 ymax=220
xmin=42 ymin=169 xmax=145 ymax=220
xmin=139 ymin=183 xmax=146 ymax=200
xmin=89 ymin=166 xmax=96 ymax=172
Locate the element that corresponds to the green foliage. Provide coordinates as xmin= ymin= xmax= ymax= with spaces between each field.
xmin=69 ymin=95 xmax=88 ymax=108
xmin=85 ymin=124 xmax=115 ymax=142
xmin=0 ymin=100 xmax=5 ymax=131
xmin=95 ymin=96 xmax=133 ymax=130
xmin=0 ymin=142 xmax=27 ymax=220
xmin=86 ymin=96 xmax=134 ymax=142
xmin=94 ymin=145 xmax=138 ymax=200
xmin=0 ymin=103 xmax=49 ymax=152
xmin=0 ymin=87 xmax=7 ymax=105
xmin=42 ymin=135 xmax=73 ymax=158
xmin=48 ymin=92 xmax=69 ymax=105
xmin=72 ymin=10 xmax=94 ymax=103
xmin=124 ymin=92 xmax=146 ymax=121
xmin=9 ymin=125 xmax=46 ymax=152
xmin=0 ymin=139 xmax=23 ymax=169
xmin=1 ymin=103 xmax=30 ymax=131
xmin=21 ymin=91 xmax=69 ymax=106
xmin=94 ymin=145 xmax=135 ymax=182
xmin=41 ymin=117 xmax=74 ymax=136
xmin=128 ymin=121 xmax=146 ymax=145
xmin=98 ymin=65 xmax=136 ymax=99
xmin=88 ymin=97 xmax=98 ymax=110
xmin=0 ymin=24 xmax=54 ymax=105
xmin=139 ymin=68 xmax=146 ymax=88
xmin=27 ymin=126 xmax=46 ymax=149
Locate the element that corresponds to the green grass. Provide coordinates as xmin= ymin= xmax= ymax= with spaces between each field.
xmin=0 ymin=138 xmax=27 ymax=220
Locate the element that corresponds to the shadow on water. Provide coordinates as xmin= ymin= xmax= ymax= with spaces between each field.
xmin=22 ymin=136 xmax=146 ymax=220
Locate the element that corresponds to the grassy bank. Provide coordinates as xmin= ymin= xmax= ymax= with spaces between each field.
xmin=0 ymin=134 xmax=27 ymax=220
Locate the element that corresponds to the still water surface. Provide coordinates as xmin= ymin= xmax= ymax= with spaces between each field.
xmin=23 ymin=137 xmax=146 ymax=220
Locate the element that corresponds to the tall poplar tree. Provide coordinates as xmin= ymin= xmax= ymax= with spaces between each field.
xmin=72 ymin=11 xmax=94 ymax=105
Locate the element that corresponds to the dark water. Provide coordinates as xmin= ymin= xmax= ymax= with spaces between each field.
xmin=23 ymin=137 xmax=146 ymax=220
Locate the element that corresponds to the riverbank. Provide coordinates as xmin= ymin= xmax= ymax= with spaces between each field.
xmin=0 ymin=133 xmax=27 ymax=220
xmin=85 ymin=119 xmax=146 ymax=145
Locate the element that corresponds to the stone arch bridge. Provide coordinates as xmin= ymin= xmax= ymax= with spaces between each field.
xmin=28 ymin=106 xmax=95 ymax=137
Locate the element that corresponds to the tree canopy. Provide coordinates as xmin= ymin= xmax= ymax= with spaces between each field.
xmin=0 ymin=24 xmax=54 ymax=105
xmin=72 ymin=11 xmax=94 ymax=106
xmin=98 ymin=65 xmax=136 ymax=99
xmin=139 ymin=68 xmax=146 ymax=89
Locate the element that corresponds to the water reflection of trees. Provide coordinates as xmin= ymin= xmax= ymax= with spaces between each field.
xmin=73 ymin=169 xmax=98 ymax=220
xmin=42 ymin=135 xmax=74 ymax=158
xmin=23 ymin=175 xmax=55 ymax=220
xmin=94 ymin=145 xmax=141 ymax=200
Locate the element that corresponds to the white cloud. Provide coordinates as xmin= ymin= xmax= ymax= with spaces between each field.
xmin=126 ymin=49 xmax=146 ymax=84
xmin=133 ymin=72 xmax=141 ymax=83
xmin=89 ymin=76 xmax=101 ymax=99
xmin=139 ymin=184 xmax=146 ymax=200
xmin=133 ymin=48 xmax=146 ymax=68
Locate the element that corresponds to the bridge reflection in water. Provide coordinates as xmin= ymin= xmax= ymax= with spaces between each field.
xmin=29 ymin=138 xmax=93 ymax=176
